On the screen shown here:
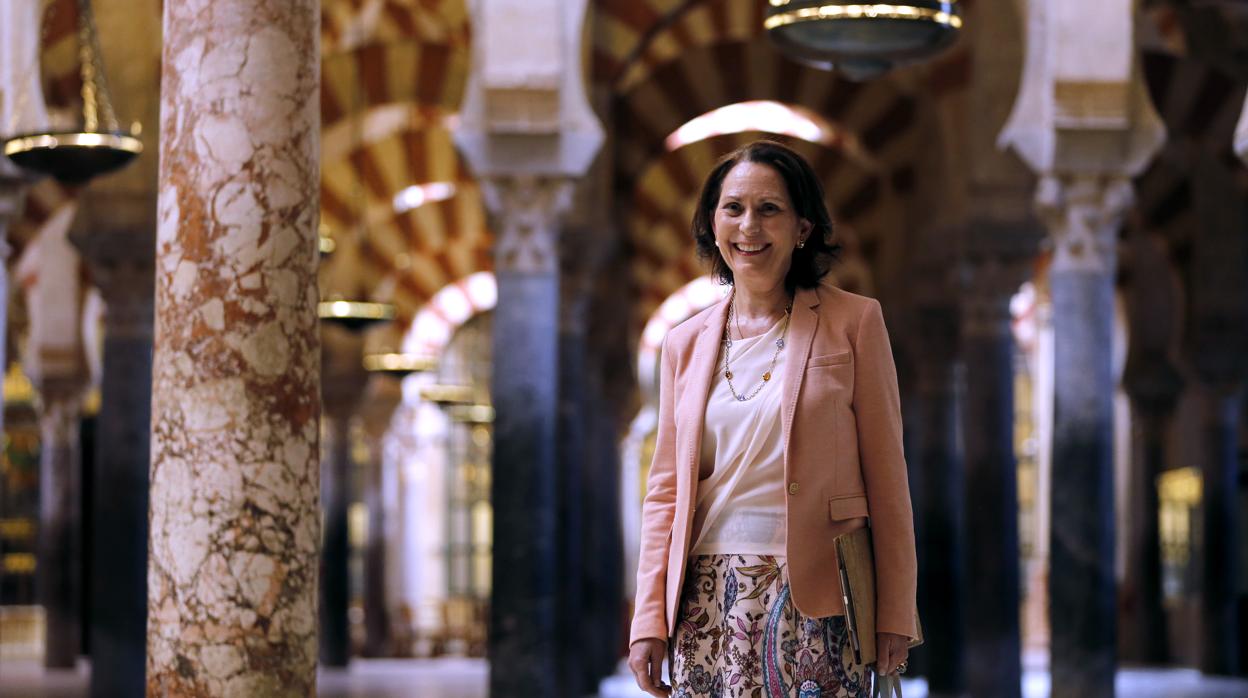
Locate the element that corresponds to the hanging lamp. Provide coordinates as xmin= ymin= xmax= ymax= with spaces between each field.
xmin=318 ymin=299 xmax=396 ymax=332
xmin=363 ymin=352 xmax=437 ymax=379
xmin=764 ymin=1 xmax=963 ymax=80
xmin=2 ymin=0 xmax=141 ymax=183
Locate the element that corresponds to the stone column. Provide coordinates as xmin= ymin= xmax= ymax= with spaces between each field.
xmin=1120 ymin=231 xmax=1181 ymax=666
xmin=1000 ymin=3 xmax=1164 ymax=692
xmin=36 ymin=373 xmax=87 ymax=669
xmin=147 ymin=0 xmax=322 ymax=694
xmin=914 ymin=296 xmax=965 ymax=696
xmin=960 ymin=223 xmax=1037 ymax=698
xmin=0 ymin=173 xmax=20 ymax=432
xmin=1036 ymin=175 xmax=1132 ymax=696
xmin=71 ymin=227 xmax=155 ymax=697
xmin=455 ymin=0 xmax=603 ymax=691
xmin=359 ymin=378 xmax=402 ymax=658
xmin=319 ymin=331 xmax=369 ymax=667
xmin=485 ymin=174 xmax=568 ymax=696
xmin=1187 ymin=150 xmax=1247 ymax=676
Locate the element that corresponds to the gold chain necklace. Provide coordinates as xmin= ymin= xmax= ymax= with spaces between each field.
xmin=722 ymin=291 xmax=792 ymax=402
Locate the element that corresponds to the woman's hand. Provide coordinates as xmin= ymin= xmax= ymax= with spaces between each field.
xmin=628 ymin=638 xmax=672 ymax=697
xmin=876 ymin=631 xmax=910 ymax=675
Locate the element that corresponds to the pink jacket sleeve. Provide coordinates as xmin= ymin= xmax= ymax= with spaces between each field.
xmin=629 ymin=334 xmax=679 ymax=646
xmin=854 ymin=299 xmax=919 ymax=640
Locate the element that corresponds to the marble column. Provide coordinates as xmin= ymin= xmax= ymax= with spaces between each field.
xmin=486 ymin=175 xmax=569 ymax=697
xmin=36 ymin=374 xmax=87 ymax=669
xmin=359 ymin=379 xmax=401 ymax=658
xmin=319 ymin=332 xmax=369 ymax=667
xmin=70 ymin=227 xmax=156 ymax=697
xmin=1120 ymin=231 xmax=1181 ymax=666
xmin=960 ymin=223 xmax=1036 ymax=698
xmin=1037 ymin=175 xmax=1131 ymax=697
xmin=147 ymin=1 xmax=322 ymax=694
xmin=1188 ymin=151 xmax=1247 ymax=676
xmin=914 ymin=301 xmax=965 ymax=696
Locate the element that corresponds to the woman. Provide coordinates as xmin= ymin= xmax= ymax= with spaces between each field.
xmin=627 ymin=141 xmax=918 ymax=698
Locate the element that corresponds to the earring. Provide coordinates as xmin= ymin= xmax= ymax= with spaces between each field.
xmin=797 ymin=239 xmax=805 ymax=249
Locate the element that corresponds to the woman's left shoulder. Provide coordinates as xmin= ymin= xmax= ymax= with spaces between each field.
xmin=810 ymin=283 xmax=880 ymax=321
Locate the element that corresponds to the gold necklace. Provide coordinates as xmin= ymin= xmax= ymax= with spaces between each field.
xmin=723 ymin=291 xmax=792 ymax=402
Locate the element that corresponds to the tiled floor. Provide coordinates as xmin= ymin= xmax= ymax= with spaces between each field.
xmin=2 ymin=657 xmax=1247 ymax=697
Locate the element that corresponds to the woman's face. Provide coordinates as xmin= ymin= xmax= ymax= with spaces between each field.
xmin=712 ymin=161 xmax=812 ymax=291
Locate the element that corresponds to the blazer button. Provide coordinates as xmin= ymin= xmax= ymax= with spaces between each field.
xmin=788 ymin=482 xmax=799 ymax=495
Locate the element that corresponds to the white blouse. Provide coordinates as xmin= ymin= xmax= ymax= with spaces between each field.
xmin=689 ymin=315 xmax=789 ymax=557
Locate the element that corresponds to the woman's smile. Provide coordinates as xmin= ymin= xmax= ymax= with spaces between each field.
xmin=732 ymin=241 xmax=771 ymax=256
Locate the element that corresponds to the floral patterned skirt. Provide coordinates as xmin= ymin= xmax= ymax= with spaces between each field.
xmin=670 ymin=554 xmax=871 ymax=698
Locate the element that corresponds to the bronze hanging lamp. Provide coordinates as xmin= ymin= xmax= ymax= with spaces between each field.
xmin=363 ymin=352 xmax=436 ymax=379
xmin=764 ymin=1 xmax=963 ymax=80
xmin=3 ymin=0 xmax=141 ymax=183
xmin=318 ymin=299 xmax=396 ymax=332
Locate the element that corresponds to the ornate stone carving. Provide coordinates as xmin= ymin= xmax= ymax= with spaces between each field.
xmin=484 ymin=175 xmax=571 ymax=275
xmin=1035 ymin=175 xmax=1134 ymax=275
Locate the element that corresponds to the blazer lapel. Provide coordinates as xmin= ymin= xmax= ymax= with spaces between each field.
xmin=781 ymin=286 xmax=820 ymax=456
xmin=682 ymin=296 xmax=730 ymax=484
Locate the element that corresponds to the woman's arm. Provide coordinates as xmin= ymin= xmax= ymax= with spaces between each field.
xmin=852 ymin=298 xmax=919 ymax=641
xmin=629 ymin=334 xmax=681 ymax=646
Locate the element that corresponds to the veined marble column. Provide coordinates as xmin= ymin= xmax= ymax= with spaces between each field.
xmin=914 ymin=301 xmax=965 ymax=696
xmin=1038 ymin=175 xmax=1131 ymax=696
xmin=1120 ymin=231 xmax=1181 ymax=666
xmin=71 ymin=226 xmax=155 ymax=697
xmin=36 ymin=373 xmax=87 ymax=669
xmin=319 ymin=332 xmax=369 ymax=668
xmin=147 ymin=1 xmax=322 ymax=694
xmin=961 ymin=223 xmax=1036 ymax=698
xmin=487 ymin=175 xmax=569 ymax=696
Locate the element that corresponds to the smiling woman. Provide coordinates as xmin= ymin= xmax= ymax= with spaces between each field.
xmin=627 ymin=140 xmax=918 ymax=698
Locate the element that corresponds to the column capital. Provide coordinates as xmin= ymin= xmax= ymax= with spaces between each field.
xmin=1035 ymin=175 xmax=1134 ymax=275
xmin=483 ymin=175 xmax=572 ymax=274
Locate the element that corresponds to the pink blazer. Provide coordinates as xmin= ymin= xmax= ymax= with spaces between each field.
xmin=629 ymin=283 xmax=918 ymax=646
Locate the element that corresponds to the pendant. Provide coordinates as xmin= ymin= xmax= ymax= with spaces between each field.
xmin=763 ymin=372 xmax=771 ymax=381
xmin=776 ymin=338 xmax=785 ymax=349
xmin=725 ymin=371 xmax=734 ymax=380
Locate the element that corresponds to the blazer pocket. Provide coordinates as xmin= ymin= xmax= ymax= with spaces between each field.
xmin=808 ymin=351 xmax=852 ymax=368
xmin=828 ymin=493 xmax=869 ymax=521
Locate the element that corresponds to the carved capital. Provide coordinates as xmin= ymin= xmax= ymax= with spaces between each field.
xmin=483 ymin=175 xmax=571 ymax=275
xmin=1036 ymin=175 xmax=1133 ymax=274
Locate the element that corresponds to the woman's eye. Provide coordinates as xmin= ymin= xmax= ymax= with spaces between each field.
xmin=722 ymin=202 xmax=741 ymax=213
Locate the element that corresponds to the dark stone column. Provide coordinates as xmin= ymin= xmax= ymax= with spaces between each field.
xmin=914 ymin=302 xmax=965 ymax=696
xmin=359 ymin=379 xmax=401 ymax=658
xmin=1120 ymin=231 xmax=1182 ymax=666
xmin=960 ymin=223 xmax=1038 ymax=698
xmin=35 ymin=374 xmax=87 ymax=669
xmin=1188 ymin=150 xmax=1247 ymax=676
xmin=320 ymin=331 xmax=369 ymax=667
xmin=1040 ymin=176 xmax=1131 ymax=697
xmin=0 ymin=173 xmax=21 ymax=430
xmin=71 ymin=227 xmax=155 ymax=697
xmin=486 ymin=176 xmax=568 ymax=697
xmin=560 ymin=216 xmax=626 ymax=692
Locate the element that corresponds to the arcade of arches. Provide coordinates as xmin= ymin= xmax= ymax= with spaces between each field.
xmin=0 ymin=1 xmax=1246 ymax=697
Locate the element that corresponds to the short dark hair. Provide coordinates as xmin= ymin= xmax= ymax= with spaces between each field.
xmin=691 ymin=140 xmax=840 ymax=289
